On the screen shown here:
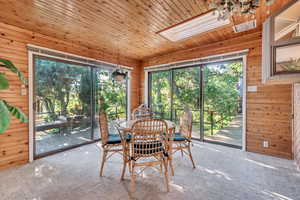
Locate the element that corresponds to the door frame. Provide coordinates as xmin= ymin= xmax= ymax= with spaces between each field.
xmin=144 ymin=53 xmax=247 ymax=151
xmin=28 ymin=46 xmax=131 ymax=162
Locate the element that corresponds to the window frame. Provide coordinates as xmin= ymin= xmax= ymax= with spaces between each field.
xmin=32 ymin=54 xmax=129 ymax=159
xmin=269 ymin=0 xmax=300 ymax=76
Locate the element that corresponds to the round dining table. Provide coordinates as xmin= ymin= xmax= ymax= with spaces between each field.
xmin=119 ymin=119 xmax=176 ymax=133
xmin=118 ymin=119 xmax=176 ymax=175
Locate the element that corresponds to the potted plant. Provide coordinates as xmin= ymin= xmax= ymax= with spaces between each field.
xmin=0 ymin=58 xmax=28 ymax=133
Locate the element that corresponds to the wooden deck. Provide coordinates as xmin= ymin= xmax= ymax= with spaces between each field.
xmin=205 ymin=115 xmax=243 ymax=147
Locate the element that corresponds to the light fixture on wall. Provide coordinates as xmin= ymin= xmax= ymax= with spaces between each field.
xmin=209 ymin=0 xmax=275 ymax=20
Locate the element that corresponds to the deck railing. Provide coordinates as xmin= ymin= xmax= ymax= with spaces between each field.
xmin=36 ymin=106 xmax=125 ymax=133
xmin=152 ymin=107 xmax=228 ymax=135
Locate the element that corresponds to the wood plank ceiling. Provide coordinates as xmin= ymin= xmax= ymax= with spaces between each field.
xmin=0 ymin=0 xmax=290 ymax=60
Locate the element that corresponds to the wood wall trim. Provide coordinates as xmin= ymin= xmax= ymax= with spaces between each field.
xmin=0 ymin=22 xmax=140 ymax=170
xmin=140 ymin=30 xmax=293 ymax=159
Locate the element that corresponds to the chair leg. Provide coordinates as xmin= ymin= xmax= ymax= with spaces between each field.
xmin=128 ymin=159 xmax=132 ymax=174
xmin=100 ymin=150 xmax=108 ymax=176
xmin=169 ymin=149 xmax=175 ymax=176
xmin=130 ymin=163 xmax=136 ymax=193
xmin=162 ymin=157 xmax=170 ymax=192
xmin=187 ymin=143 xmax=196 ymax=168
xmin=120 ymin=155 xmax=127 ymax=181
xmin=180 ymin=144 xmax=184 ymax=157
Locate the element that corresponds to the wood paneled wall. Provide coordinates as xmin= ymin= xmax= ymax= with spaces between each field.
xmin=0 ymin=22 xmax=294 ymax=170
xmin=141 ymin=30 xmax=293 ymax=159
xmin=0 ymin=22 xmax=140 ymax=170
xmin=294 ymin=84 xmax=300 ymax=168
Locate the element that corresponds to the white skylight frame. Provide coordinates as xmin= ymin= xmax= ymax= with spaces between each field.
xmin=158 ymin=11 xmax=231 ymax=42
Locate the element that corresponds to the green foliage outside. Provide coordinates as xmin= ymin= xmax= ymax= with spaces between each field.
xmin=35 ymin=58 xmax=126 ymax=129
xmin=204 ymin=62 xmax=242 ymax=134
xmin=94 ymin=70 xmax=127 ymax=121
xmin=150 ymin=61 xmax=242 ymax=135
xmin=150 ymin=71 xmax=171 ymax=120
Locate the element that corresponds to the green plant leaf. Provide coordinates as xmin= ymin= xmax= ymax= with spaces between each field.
xmin=4 ymin=101 xmax=28 ymax=123
xmin=0 ymin=100 xmax=10 ymax=133
xmin=0 ymin=73 xmax=9 ymax=90
xmin=0 ymin=58 xmax=27 ymax=85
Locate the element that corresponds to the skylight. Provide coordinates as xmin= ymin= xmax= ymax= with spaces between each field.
xmin=158 ymin=11 xmax=231 ymax=42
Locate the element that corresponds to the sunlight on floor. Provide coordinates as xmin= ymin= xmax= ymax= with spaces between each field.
xmin=262 ymin=190 xmax=294 ymax=200
xmin=201 ymin=168 xmax=233 ymax=181
xmin=244 ymin=158 xmax=277 ymax=170
xmin=170 ymin=182 xmax=184 ymax=193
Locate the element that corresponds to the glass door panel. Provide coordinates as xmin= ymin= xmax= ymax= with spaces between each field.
xmin=149 ymin=71 xmax=171 ymax=120
xmin=93 ymin=69 xmax=127 ymax=140
xmin=34 ymin=56 xmax=93 ymax=156
xmin=203 ymin=60 xmax=243 ymax=147
xmin=172 ymin=67 xmax=201 ymax=138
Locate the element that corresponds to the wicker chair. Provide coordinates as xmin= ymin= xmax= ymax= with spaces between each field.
xmin=115 ymin=122 xmax=132 ymax=181
xmin=131 ymin=104 xmax=153 ymax=120
xmin=171 ymin=107 xmax=196 ymax=172
xmin=129 ymin=119 xmax=170 ymax=192
xmin=98 ymin=112 xmax=129 ymax=177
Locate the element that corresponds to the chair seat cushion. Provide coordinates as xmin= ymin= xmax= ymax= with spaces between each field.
xmin=107 ymin=134 xmax=131 ymax=144
xmin=134 ymin=141 xmax=164 ymax=155
xmin=173 ymin=132 xmax=187 ymax=141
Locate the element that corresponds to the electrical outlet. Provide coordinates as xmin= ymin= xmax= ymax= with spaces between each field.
xmin=263 ymin=141 xmax=269 ymax=148
xmin=247 ymin=86 xmax=257 ymax=92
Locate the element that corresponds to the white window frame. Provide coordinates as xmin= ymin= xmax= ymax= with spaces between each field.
xmin=144 ymin=50 xmax=248 ymax=151
xmin=28 ymin=45 xmax=132 ymax=162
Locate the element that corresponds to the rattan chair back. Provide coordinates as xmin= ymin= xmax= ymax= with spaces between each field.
xmin=131 ymin=104 xmax=153 ymax=120
xmin=179 ymin=107 xmax=193 ymax=139
xmin=131 ymin=118 xmax=168 ymax=159
xmin=99 ymin=112 xmax=109 ymax=145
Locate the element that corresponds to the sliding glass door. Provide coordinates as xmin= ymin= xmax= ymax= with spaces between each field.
xmin=93 ymin=69 xmax=127 ymax=140
xmin=34 ymin=56 xmax=128 ymax=157
xmin=149 ymin=66 xmax=202 ymax=137
xmin=148 ymin=70 xmax=171 ymax=120
xmin=203 ymin=61 xmax=243 ymax=147
xmin=148 ymin=59 xmax=243 ymax=148
xmin=172 ymin=67 xmax=201 ymax=138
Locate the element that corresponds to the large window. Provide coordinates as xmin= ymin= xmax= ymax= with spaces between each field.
xmin=148 ymin=60 xmax=243 ymax=148
xmin=93 ymin=69 xmax=127 ymax=140
xmin=34 ymin=56 xmax=127 ymax=157
xmin=149 ymin=71 xmax=171 ymax=120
